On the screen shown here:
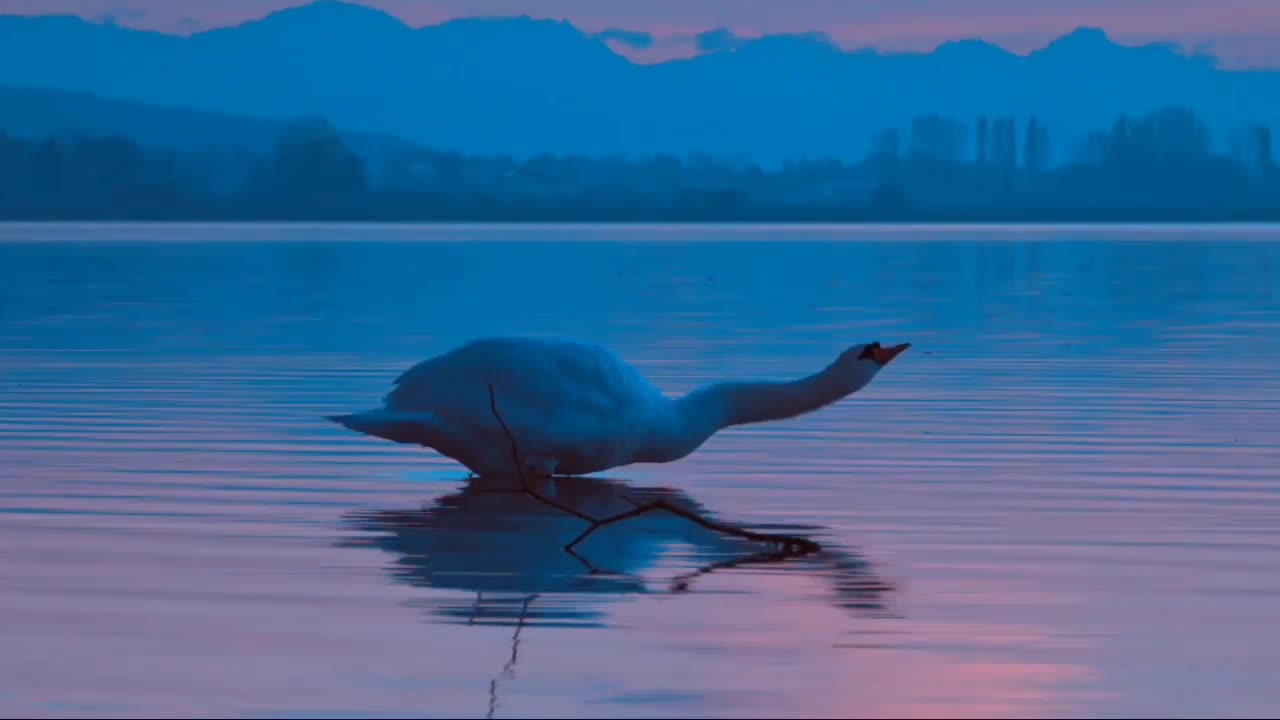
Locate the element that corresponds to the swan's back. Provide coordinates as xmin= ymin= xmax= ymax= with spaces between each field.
xmin=386 ymin=336 xmax=660 ymax=413
xmin=377 ymin=337 xmax=668 ymax=474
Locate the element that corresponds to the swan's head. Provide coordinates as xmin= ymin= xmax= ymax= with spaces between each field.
xmin=835 ymin=341 xmax=911 ymax=385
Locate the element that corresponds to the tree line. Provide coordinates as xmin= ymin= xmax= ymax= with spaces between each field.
xmin=1 ymin=108 xmax=1276 ymax=221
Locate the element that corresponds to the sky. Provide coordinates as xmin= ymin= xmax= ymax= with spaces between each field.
xmin=4 ymin=0 xmax=1280 ymax=69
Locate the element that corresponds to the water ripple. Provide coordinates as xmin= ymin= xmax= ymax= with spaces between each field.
xmin=2 ymin=226 xmax=1279 ymax=718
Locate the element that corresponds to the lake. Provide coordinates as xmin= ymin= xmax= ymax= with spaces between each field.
xmin=2 ymin=223 xmax=1278 ymax=719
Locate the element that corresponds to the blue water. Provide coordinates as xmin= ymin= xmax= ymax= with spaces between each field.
xmin=2 ymin=224 xmax=1278 ymax=718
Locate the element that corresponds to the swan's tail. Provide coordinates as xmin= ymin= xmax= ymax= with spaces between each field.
xmin=327 ymin=409 xmax=440 ymax=445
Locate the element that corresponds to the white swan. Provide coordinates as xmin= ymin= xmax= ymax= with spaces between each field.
xmin=328 ymin=337 xmax=910 ymax=477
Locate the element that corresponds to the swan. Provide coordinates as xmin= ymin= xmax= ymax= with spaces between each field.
xmin=328 ymin=336 xmax=909 ymax=478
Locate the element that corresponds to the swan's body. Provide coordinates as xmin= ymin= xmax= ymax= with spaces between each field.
xmin=329 ymin=336 xmax=908 ymax=477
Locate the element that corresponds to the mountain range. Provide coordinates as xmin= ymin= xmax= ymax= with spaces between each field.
xmin=3 ymin=1 xmax=1279 ymax=164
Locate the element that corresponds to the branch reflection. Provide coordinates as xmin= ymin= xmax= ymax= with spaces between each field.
xmin=340 ymin=474 xmax=894 ymax=627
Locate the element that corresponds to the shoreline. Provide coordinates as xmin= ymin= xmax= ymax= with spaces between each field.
xmin=4 ymin=220 xmax=1280 ymax=244
xmin=5 ymin=216 xmax=1280 ymax=226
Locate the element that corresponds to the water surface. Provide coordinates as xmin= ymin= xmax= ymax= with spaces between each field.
xmin=2 ymin=224 xmax=1279 ymax=718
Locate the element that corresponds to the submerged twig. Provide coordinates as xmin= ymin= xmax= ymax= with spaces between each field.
xmin=485 ymin=593 xmax=537 ymax=720
xmin=484 ymin=382 xmax=821 ymax=559
xmin=667 ymin=547 xmax=806 ymax=593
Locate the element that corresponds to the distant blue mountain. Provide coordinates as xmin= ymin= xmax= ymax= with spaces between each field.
xmin=2 ymin=1 xmax=1278 ymax=164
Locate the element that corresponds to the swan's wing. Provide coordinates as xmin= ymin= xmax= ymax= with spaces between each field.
xmin=385 ymin=338 xmax=663 ymax=466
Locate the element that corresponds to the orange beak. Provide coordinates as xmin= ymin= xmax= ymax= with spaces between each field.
xmin=862 ymin=342 xmax=911 ymax=366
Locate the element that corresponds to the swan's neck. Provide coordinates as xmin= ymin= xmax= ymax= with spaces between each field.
xmin=638 ymin=361 xmax=872 ymax=464
xmin=686 ymin=365 xmax=858 ymax=428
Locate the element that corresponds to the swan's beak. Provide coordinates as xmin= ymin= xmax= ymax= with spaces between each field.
xmin=860 ymin=342 xmax=911 ymax=366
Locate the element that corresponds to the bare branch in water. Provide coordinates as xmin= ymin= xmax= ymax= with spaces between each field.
xmin=487 ymin=382 xmax=596 ymax=524
xmin=564 ymin=498 xmax=820 ymax=554
xmin=485 ymin=382 xmax=822 ymax=559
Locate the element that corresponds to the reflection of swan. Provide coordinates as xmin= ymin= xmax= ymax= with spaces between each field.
xmin=328 ymin=336 xmax=909 ymax=477
xmin=338 ymin=474 xmax=894 ymax=628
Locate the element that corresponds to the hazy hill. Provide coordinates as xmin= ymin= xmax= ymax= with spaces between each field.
xmin=0 ymin=84 xmax=417 ymax=159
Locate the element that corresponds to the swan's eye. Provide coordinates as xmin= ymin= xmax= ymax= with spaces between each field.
xmin=857 ymin=342 xmax=881 ymax=361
